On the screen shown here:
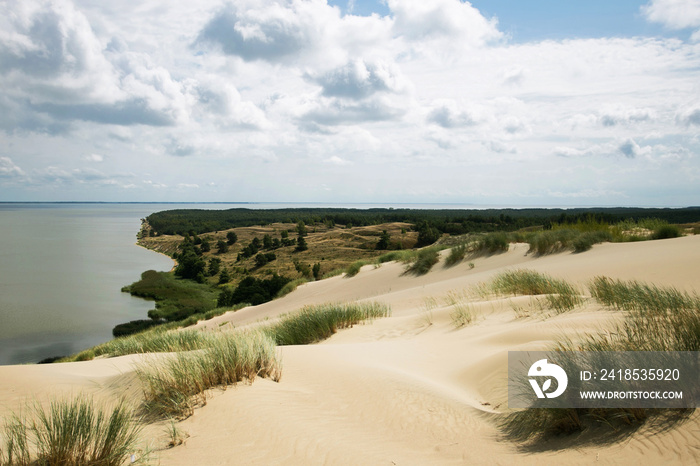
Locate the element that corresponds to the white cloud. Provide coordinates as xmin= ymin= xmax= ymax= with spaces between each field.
xmin=642 ymin=0 xmax=700 ymax=30
xmin=427 ymin=100 xmax=480 ymax=128
xmin=677 ymin=102 xmax=700 ymax=125
xmin=0 ymin=157 xmax=26 ymax=178
xmin=1 ymin=1 xmax=699 ymax=205
xmin=599 ymin=106 xmax=655 ymax=126
xmin=312 ymin=59 xmax=410 ymax=99
xmin=387 ymin=0 xmax=501 ymax=46
xmin=618 ymin=138 xmax=651 ymax=158
xmin=83 ymin=153 xmax=104 ymax=162
xmin=324 ymin=155 xmax=351 ymax=166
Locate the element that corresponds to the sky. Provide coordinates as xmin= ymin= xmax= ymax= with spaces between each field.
xmin=1 ymin=0 xmax=699 ymax=206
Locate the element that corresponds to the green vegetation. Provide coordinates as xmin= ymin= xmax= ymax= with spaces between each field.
xmin=266 ymin=302 xmax=391 ymax=346
xmin=585 ymin=277 xmax=700 ymax=351
xmin=444 ymin=243 xmax=468 ymax=267
xmin=121 ymin=270 xmax=217 ymax=324
xmin=525 ymin=217 xmax=685 ymax=256
xmin=0 ymin=397 xmax=144 ymax=465
xmin=490 ymin=270 xmax=584 ymax=313
xmin=404 ymin=247 xmax=441 ymax=275
xmin=145 ymin=206 xmax=700 ymax=237
xmin=217 ymin=274 xmax=291 ymax=307
xmin=501 ymin=277 xmax=699 ymax=443
xmin=128 ymin=302 xmax=389 ymax=419
xmin=449 ymin=303 xmax=473 ymax=328
xmin=276 ymin=278 xmax=309 ymax=299
xmin=344 ymin=260 xmax=369 ymax=278
xmin=136 ymin=330 xmax=281 ymax=419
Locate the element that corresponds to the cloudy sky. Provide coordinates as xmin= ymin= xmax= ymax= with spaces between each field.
xmin=1 ymin=0 xmax=699 ymax=205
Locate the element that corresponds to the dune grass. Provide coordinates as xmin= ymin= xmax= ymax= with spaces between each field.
xmin=584 ymin=277 xmax=700 ymax=352
xmin=135 ymin=302 xmax=389 ymax=419
xmin=404 ymin=247 xmax=441 ymax=275
xmin=524 ymin=218 xmax=684 ymax=256
xmin=136 ymin=330 xmax=281 ymax=420
xmin=0 ymin=397 xmax=144 ymax=465
xmin=449 ymin=303 xmax=474 ymax=328
xmin=490 ymin=270 xmax=584 ymax=313
xmin=344 ymin=260 xmax=369 ymax=277
xmin=266 ymin=302 xmax=391 ymax=346
xmin=276 ymin=278 xmax=310 ymax=298
xmin=501 ymin=277 xmax=699 ymax=443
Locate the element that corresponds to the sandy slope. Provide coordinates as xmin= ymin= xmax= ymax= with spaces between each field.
xmin=1 ymin=236 xmax=699 ymax=465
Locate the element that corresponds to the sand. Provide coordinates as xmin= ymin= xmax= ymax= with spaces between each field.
xmin=1 ymin=235 xmax=698 ymax=464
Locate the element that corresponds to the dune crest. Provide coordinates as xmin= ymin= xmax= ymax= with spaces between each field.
xmin=1 ymin=236 xmax=698 ymax=464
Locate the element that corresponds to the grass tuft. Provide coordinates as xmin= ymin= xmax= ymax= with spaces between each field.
xmin=490 ymin=270 xmax=583 ymax=313
xmin=404 ymin=247 xmax=440 ymax=275
xmin=267 ymin=302 xmax=391 ymax=346
xmin=0 ymin=397 xmax=144 ymax=465
xmin=136 ymin=330 xmax=281 ymax=420
xmin=502 ymin=277 xmax=699 ymax=443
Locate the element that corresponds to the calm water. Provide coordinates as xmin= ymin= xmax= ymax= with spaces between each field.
xmin=0 ymin=201 xmax=583 ymax=365
xmin=0 ymin=203 xmax=212 ymax=365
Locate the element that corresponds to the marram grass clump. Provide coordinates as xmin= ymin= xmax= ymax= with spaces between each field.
xmin=490 ymin=269 xmax=584 ymax=313
xmin=267 ymin=302 xmax=391 ymax=346
xmin=501 ymin=277 xmax=699 ymax=443
xmin=136 ymin=330 xmax=281 ymax=420
xmin=0 ymin=397 xmax=145 ymax=466
xmin=136 ymin=302 xmax=391 ymax=420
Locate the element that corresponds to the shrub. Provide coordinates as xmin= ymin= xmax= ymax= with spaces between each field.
xmin=526 ymin=229 xmax=578 ymax=255
xmin=405 ymin=248 xmax=440 ymax=275
xmin=475 ymin=232 xmax=509 ymax=254
xmin=218 ymin=275 xmax=292 ymax=307
xmin=652 ymin=224 xmax=682 ymax=240
xmin=445 ymin=244 xmax=467 ymax=267
xmin=344 ymin=260 xmax=368 ymax=278
xmin=572 ymin=230 xmax=613 ymax=252
xmin=112 ymin=319 xmax=162 ymax=338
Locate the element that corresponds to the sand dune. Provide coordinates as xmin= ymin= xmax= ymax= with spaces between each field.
xmin=1 ymin=235 xmax=698 ymax=464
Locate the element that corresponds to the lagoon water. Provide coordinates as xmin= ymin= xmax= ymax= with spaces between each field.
xmin=0 ymin=203 xmax=206 ymax=365
xmin=0 ymin=201 xmax=571 ymax=365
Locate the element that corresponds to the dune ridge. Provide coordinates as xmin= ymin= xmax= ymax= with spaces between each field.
xmin=1 ymin=236 xmax=699 ymax=464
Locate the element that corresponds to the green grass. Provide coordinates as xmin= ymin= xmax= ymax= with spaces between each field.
xmin=404 ymin=247 xmax=441 ymax=275
xmin=276 ymin=278 xmax=310 ymax=298
xmin=136 ymin=330 xmax=281 ymax=420
xmin=121 ymin=270 xmax=218 ymax=323
xmin=0 ymin=397 xmax=144 ymax=465
xmin=585 ymin=277 xmax=700 ymax=352
xmin=133 ymin=302 xmax=390 ymax=419
xmin=490 ymin=270 xmax=583 ymax=313
xmin=266 ymin=302 xmax=391 ymax=346
xmin=525 ymin=218 xmax=685 ymax=256
xmin=344 ymin=260 xmax=369 ymax=277
xmin=501 ymin=277 xmax=699 ymax=443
